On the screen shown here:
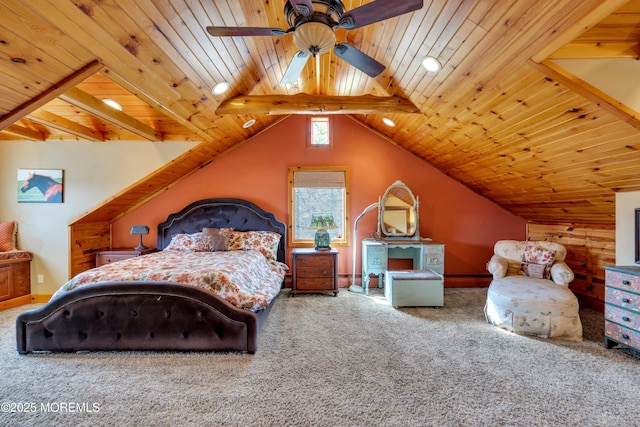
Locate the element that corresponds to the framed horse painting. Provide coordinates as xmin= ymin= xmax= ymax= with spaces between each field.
xmin=17 ymin=169 xmax=64 ymax=203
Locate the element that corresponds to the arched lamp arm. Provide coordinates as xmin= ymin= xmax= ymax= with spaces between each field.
xmin=349 ymin=201 xmax=380 ymax=293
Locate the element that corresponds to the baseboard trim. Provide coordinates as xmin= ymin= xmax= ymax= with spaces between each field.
xmin=0 ymin=294 xmax=31 ymax=311
xmin=31 ymin=294 xmax=52 ymax=303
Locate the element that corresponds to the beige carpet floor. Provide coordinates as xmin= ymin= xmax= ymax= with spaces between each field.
xmin=1 ymin=287 xmax=639 ymax=427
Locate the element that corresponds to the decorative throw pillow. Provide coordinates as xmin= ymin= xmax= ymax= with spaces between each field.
xmin=0 ymin=221 xmax=17 ymax=251
xmin=227 ymin=230 xmax=281 ymax=260
xmin=164 ymin=232 xmax=208 ymax=251
xmin=202 ymin=227 xmax=234 ymax=251
xmin=520 ymin=245 xmax=556 ymax=279
xmin=520 ymin=262 xmax=551 ymax=279
xmin=522 ymin=245 xmax=556 ymax=265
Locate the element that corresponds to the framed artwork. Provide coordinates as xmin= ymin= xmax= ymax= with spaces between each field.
xmin=636 ymin=208 xmax=640 ymax=264
xmin=17 ymin=169 xmax=64 ymax=203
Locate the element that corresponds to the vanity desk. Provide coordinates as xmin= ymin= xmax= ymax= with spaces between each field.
xmin=352 ymin=180 xmax=446 ymax=301
xmin=362 ymin=238 xmax=444 ymax=293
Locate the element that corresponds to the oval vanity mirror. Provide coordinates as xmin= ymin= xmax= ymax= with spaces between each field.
xmin=380 ymin=180 xmax=417 ymax=238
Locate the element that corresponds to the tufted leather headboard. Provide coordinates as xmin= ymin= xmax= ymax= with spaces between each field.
xmin=157 ymin=198 xmax=287 ymax=264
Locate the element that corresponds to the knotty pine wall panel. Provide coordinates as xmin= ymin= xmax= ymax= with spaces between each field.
xmin=527 ymin=223 xmax=615 ymax=312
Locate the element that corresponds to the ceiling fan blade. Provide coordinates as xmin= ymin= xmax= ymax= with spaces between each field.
xmin=334 ymin=43 xmax=385 ymax=78
xmin=338 ymin=0 xmax=424 ymax=30
xmin=206 ymin=26 xmax=288 ymax=37
xmin=288 ymin=0 xmax=314 ymax=16
xmin=281 ymin=51 xmax=311 ymax=84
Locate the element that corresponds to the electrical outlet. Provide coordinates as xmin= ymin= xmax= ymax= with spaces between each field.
xmin=37 ymin=274 xmax=44 ymax=284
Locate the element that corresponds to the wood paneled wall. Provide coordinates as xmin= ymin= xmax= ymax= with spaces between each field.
xmin=68 ymin=222 xmax=111 ymax=279
xmin=527 ymin=223 xmax=615 ymax=312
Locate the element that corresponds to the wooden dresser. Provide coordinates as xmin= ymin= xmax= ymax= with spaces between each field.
xmin=96 ymin=247 xmax=156 ymax=267
xmin=291 ymin=248 xmax=338 ymax=296
xmin=0 ymin=251 xmax=31 ymax=305
xmin=604 ymin=266 xmax=640 ymax=352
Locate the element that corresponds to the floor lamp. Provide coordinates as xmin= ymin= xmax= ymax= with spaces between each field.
xmin=349 ymin=201 xmax=380 ymax=293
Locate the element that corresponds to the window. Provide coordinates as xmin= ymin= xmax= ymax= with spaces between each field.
xmin=308 ymin=116 xmax=332 ymax=147
xmin=288 ymin=166 xmax=350 ymax=247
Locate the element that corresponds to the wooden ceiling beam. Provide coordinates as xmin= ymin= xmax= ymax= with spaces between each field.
xmin=27 ymin=110 xmax=104 ymax=142
xmin=549 ymin=42 xmax=640 ymax=59
xmin=530 ymin=59 xmax=640 ymax=131
xmin=59 ymin=87 xmax=162 ymax=141
xmin=0 ymin=124 xmax=45 ymax=141
xmin=216 ymin=94 xmax=421 ymax=116
xmin=0 ymin=60 xmax=102 ymax=131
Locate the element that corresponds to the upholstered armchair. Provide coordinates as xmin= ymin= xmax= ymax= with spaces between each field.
xmin=484 ymin=240 xmax=582 ymax=341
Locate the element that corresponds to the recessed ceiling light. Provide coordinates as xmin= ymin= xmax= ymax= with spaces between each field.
xmin=382 ymin=117 xmax=395 ymax=127
xmin=243 ymin=119 xmax=256 ymax=128
xmin=102 ymin=99 xmax=122 ymax=111
xmin=212 ymin=81 xmax=230 ymax=95
xmin=422 ymin=56 xmax=441 ymax=72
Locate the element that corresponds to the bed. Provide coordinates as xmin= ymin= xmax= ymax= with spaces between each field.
xmin=16 ymin=198 xmax=287 ymax=354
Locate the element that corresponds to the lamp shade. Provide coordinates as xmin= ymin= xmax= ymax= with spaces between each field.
xmin=309 ymin=214 xmax=337 ymax=230
xmin=130 ymin=225 xmax=149 ymax=235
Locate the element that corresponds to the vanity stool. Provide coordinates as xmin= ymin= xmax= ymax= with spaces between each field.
xmin=385 ymin=269 xmax=444 ymax=307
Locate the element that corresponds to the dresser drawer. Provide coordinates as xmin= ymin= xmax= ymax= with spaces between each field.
xmin=605 ymin=304 xmax=640 ymax=331
xmin=606 ymin=287 xmax=640 ymax=313
xmin=296 ymin=266 xmax=334 ymax=278
xmin=296 ymin=278 xmax=335 ymax=290
xmin=295 ymin=254 xmax=334 ymax=267
xmin=605 ymin=321 xmax=640 ymax=349
xmin=605 ymin=270 xmax=640 ymax=293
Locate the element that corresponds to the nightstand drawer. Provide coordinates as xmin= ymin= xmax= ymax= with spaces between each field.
xmin=96 ymin=253 xmax=133 ymax=265
xmin=96 ymin=248 xmax=156 ymax=267
xmin=296 ymin=278 xmax=335 ymax=290
xmin=296 ymin=266 xmax=334 ymax=278
xmin=295 ymin=255 xmax=334 ymax=267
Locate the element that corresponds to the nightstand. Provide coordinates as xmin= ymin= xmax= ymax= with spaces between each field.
xmin=291 ymin=248 xmax=338 ymax=296
xmin=96 ymin=247 xmax=156 ymax=267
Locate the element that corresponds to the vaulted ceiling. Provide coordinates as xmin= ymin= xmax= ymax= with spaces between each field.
xmin=1 ymin=0 xmax=639 ymax=226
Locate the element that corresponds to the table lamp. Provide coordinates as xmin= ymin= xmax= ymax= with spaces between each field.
xmin=310 ymin=214 xmax=337 ymax=250
xmin=130 ymin=225 xmax=149 ymax=251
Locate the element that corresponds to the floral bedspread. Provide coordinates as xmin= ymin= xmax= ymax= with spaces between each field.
xmin=52 ymin=250 xmax=288 ymax=311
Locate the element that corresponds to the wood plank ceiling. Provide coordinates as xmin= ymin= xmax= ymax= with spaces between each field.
xmin=1 ymin=0 xmax=639 ymax=226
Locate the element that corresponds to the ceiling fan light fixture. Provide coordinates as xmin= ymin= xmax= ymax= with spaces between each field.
xmin=293 ymin=22 xmax=336 ymax=55
xmin=422 ymin=56 xmax=441 ymax=72
xmin=243 ymin=119 xmax=256 ymax=128
xmin=102 ymin=98 xmax=122 ymax=111
xmin=382 ymin=117 xmax=396 ymax=127
xmin=212 ymin=81 xmax=230 ymax=95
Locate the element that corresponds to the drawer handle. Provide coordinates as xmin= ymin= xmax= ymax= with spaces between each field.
xmin=622 ymin=298 xmax=632 ymax=304
xmin=322 ymin=270 xmax=329 ymax=275
xmin=622 ymin=280 xmax=631 ymax=286
xmin=622 ymin=334 xmax=630 ymax=340
xmin=622 ymin=316 xmax=631 ymax=322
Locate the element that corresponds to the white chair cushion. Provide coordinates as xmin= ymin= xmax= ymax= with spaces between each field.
xmin=485 ymin=276 xmax=582 ymax=340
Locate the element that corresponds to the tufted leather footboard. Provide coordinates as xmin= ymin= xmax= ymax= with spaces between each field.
xmin=16 ymin=281 xmax=275 ymax=354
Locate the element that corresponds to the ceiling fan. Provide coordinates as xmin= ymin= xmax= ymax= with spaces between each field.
xmin=206 ymin=0 xmax=424 ymax=84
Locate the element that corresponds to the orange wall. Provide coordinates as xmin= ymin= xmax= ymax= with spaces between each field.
xmin=113 ymin=115 xmax=525 ymax=283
